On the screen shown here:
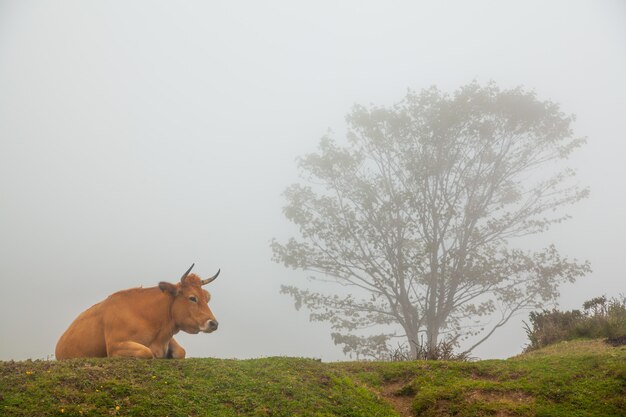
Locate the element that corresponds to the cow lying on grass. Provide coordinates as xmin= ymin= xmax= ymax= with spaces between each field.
xmin=55 ymin=264 xmax=220 ymax=359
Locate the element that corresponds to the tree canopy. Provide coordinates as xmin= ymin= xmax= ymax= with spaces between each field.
xmin=272 ymin=82 xmax=590 ymax=359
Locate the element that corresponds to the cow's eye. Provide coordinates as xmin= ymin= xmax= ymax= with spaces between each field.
xmin=189 ymin=296 xmax=197 ymax=303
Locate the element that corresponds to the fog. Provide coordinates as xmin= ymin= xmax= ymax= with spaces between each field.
xmin=1 ymin=0 xmax=625 ymax=361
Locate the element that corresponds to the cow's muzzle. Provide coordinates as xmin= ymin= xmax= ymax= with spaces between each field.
xmin=202 ymin=320 xmax=219 ymax=333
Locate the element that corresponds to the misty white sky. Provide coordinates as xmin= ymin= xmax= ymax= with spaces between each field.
xmin=1 ymin=0 xmax=625 ymax=361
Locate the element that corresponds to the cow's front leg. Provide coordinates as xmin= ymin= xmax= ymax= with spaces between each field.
xmin=166 ymin=338 xmax=186 ymax=359
xmin=107 ymin=341 xmax=154 ymax=359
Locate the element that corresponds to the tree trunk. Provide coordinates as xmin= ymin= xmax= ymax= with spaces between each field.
xmin=404 ymin=326 xmax=419 ymax=359
xmin=426 ymin=323 xmax=440 ymax=359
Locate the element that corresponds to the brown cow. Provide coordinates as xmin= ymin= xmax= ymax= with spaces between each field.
xmin=55 ymin=264 xmax=220 ymax=359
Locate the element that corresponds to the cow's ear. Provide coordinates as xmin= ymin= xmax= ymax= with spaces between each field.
xmin=159 ymin=281 xmax=179 ymax=296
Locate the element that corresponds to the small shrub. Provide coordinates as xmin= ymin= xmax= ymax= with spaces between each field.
xmin=380 ymin=336 xmax=470 ymax=362
xmin=523 ymin=295 xmax=626 ymax=351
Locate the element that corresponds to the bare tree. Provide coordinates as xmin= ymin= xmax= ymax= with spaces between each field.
xmin=272 ymin=82 xmax=591 ymax=359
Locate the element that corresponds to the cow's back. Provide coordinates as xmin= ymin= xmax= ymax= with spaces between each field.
xmin=55 ymin=301 xmax=107 ymax=359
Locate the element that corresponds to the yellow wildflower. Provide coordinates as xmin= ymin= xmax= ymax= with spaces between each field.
xmin=115 ymin=406 xmax=120 ymax=411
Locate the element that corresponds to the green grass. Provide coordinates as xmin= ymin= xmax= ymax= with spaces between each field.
xmin=0 ymin=357 xmax=394 ymax=417
xmin=338 ymin=339 xmax=626 ymax=417
xmin=1 ymin=340 xmax=624 ymax=416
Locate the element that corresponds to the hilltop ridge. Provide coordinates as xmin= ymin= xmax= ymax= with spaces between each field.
xmin=1 ymin=339 xmax=624 ymax=416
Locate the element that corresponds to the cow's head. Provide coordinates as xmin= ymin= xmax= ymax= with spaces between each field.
xmin=158 ymin=264 xmax=220 ymax=334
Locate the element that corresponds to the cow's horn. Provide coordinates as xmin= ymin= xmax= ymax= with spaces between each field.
xmin=180 ymin=263 xmax=195 ymax=284
xmin=201 ymin=269 xmax=220 ymax=285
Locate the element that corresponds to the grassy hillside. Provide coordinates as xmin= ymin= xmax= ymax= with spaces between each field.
xmin=339 ymin=339 xmax=625 ymax=417
xmin=1 ymin=339 xmax=624 ymax=416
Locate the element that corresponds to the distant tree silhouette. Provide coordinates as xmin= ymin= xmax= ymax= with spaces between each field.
xmin=272 ymin=82 xmax=590 ymax=359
